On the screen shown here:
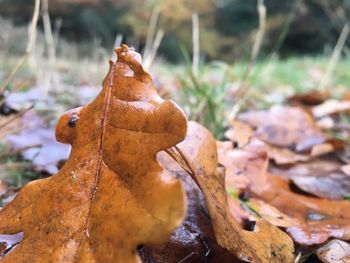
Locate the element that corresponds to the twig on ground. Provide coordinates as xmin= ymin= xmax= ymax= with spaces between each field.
xmin=144 ymin=30 xmax=164 ymax=70
xmin=0 ymin=105 xmax=34 ymax=131
xmin=241 ymin=0 xmax=266 ymax=84
xmin=112 ymin=34 xmax=123 ymax=60
xmin=318 ymin=22 xmax=350 ymax=90
xmin=0 ymin=144 xmax=42 ymax=160
xmin=0 ymin=0 xmax=41 ymax=95
xmin=143 ymin=7 xmax=164 ymax=70
xmin=271 ymin=0 xmax=300 ymax=55
xmin=230 ymin=0 xmax=266 ymax=119
xmin=42 ymin=0 xmax=56 ymax=65
xmin=192 ymin=13 xmax=200 ymax=77
xmin=143 ymin=7 xmax=160 ymax=59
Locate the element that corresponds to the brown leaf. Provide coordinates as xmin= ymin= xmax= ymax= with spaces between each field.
xmin=287 ymin=90 xmax=329 ymax=106
xmin=271 ymin=159 xmax=350 ymax=200
xmin=310 ymin=143 xmax=334 ymax=157
xmin=264 ymin=176 xmax=350 ymax=245
xmin=224 ymin=120 xmax=254 ymax=147
xmin=218 ymin=139 xmax=269 ymax=195
xmin=0 ymin=45 xmax=187 ymax=262
xmin=266 ymin=145 xmax=310 ymax=165
xmin=225 ymin=122 xmax=311 ymax=165
xmin=247 ymin=198 xmax=300 ymax=228
xmin=177 ymin=122 xmax=294 ymax=263
xmin=238 ymin=106 xmax=325 ymax=152
xmin=220 ymin=140 xmax=350 ymax=245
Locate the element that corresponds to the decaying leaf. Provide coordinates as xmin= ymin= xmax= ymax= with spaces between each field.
xmin=218 ymin=140 xmax=350 ymax=245
xmin=176 ymin=122 xmax=294 ymax=263
xmin=0 ymin=45 xmax=187 ymax=262
xmin=316 ymin=239 xmax=350 ymax=263
xmin=238 ymin=106 xmax=325 ymax=152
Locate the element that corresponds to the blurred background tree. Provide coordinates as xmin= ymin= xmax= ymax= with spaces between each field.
xmin=0 ymin=0 xmax=349 ymax=62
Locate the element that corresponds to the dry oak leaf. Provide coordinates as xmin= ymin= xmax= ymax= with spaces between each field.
xmin=0 ymin=45 xmax=188 ymax=263
xmin=175 ymin=122 xmax=294 ymax=263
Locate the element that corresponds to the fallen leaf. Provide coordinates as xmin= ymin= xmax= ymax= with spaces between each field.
xmin=218 ymin=139 xmax=269 ymax=195
xmin=0 ymin=181 xmax=8 ymax=199
xmin=0 ymin=233 xmax=23 ymax=258
xmin=266 ymin=145 xmax=310 ymax=165
xmin=287 ymin=90 xmax=329 ymax=106
xmin=177 ymin=122 xmax=294 ymax=263
xmin=312 ymin=100 xmax=350 ymax=118
xmin=316 ymin=239 xmax=350 ymax=263
xmin=224 ymin=122 xmax=311 ymax=165
xmin=224 ymin=120 xmax=254 ymax=147
xmin=341 ymin=164 xmax=350 ymax=176
xmin=4 ymin=111 xmax=71 ymax=174
xmin=247 ymin=198 xmax=300 ymax=228
xmin=0 ymin=45 xmax=188 ymax=262
xmin=218 ymin=140 xmax=350 ymax=245
xmin=316 ymin=116 xmax=334 ymax=130
xmin=238 ymin=106 xmax=325 ymax=152
xmin=310 ymin=143 xmax=334 ymax=157
xmin=271 ymin=159 xmax=350 ymax=200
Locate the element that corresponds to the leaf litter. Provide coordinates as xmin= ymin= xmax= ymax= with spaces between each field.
xmin=0 ymin=48 xmax=349 ymax=262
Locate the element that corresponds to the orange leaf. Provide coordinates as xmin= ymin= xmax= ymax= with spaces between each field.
xmin=0 ymin=45 xmax=187 ymax=262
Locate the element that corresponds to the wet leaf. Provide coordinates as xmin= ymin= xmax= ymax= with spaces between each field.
xmin=0 ymin=45 xmax=187 ymax=262
xmin=177 ymin=122 xmax=294 ymax=263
